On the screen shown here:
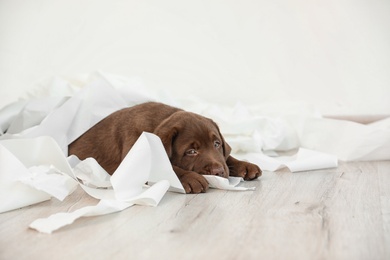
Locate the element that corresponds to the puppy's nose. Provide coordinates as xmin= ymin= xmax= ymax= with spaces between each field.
xmin=211 ymin=166 xmax=225 ymax=177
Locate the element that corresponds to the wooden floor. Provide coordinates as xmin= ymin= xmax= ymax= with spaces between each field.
xmin=1 ymin=161 xmax=389 ymax=260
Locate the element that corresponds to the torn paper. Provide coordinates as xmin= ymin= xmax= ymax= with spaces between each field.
xmin=29 ymin=131 xmax=223 ymax=233
xmin=0 ymin=71 xmax=389 ymax=233
xmin=2 ymin=71 xmax=388 ymax=162
xmin=0 ymin=71 xmax=155 ymax=154
xmin=295 ymin=117 xmax=390 ymax=161
xmin=0 ymin=137 xmax=78 ymax=213
xmin=235 ymin=148 xmax=338 ymax=172
xmin=26 ymin=132 xmax=179 ymax=233
xmin=29 ymin=180 xmax=170 ymax=234
xmin=173 ymin=95 xmax=390 ymax=162
xmin=203 ymin=176 xmax=256 ymax=191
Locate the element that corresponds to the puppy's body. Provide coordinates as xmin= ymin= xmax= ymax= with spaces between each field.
xmin=69 ymin=102 xmax=261 ymax=193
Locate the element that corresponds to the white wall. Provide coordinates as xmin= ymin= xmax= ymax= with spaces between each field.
xmin=1 ymin=0 xmax=389 ymax=116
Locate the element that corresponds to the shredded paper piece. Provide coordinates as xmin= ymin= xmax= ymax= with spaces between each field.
xmin=203 ymin=176 xmax=255 ymax=191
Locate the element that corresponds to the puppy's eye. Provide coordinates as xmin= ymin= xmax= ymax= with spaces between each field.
xmin=214 ymin=140 xmax=221 ymax=148
xmin=186 ymin=149 xmax=198 ymax=156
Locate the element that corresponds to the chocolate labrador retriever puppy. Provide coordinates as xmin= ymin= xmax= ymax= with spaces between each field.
xmin=69 ymin=102 xmax=261 ymax=193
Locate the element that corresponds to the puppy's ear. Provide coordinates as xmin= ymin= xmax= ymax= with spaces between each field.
xmin=223 ymin=138 xmax=232 ymax=159
xmin=154 ymin=114 xmax=180 ymax=159
xmin=220 ymin=133 xmax=232 ymax=159
xmin=212 ymin=121 xmax=232 ymax=159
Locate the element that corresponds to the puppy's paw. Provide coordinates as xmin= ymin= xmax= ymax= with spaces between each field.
xmin=229 ymin=160 xmax=262 ymax=181
xmin=180 ymin=171 xmax=209 ymax=194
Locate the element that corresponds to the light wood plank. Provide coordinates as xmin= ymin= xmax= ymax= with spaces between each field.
xmin=0 ymin=161 xmax=389 ymax=260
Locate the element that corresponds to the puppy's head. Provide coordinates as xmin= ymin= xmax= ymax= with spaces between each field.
xmin=154 ymin=111 xmax=231 ymax=178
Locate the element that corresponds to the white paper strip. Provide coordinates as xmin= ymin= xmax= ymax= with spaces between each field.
xmin=203 ymin=176 xmax=255 ymax=191
xmin=297 ymin=117 xmax=390 ymax=161
xmin=28 ymin=132 xmax=183 ymax=233
xmin=237 ymin=148 xmax=338 ymax=172
xmin=29 ymin=180 xmax=170 ymax=234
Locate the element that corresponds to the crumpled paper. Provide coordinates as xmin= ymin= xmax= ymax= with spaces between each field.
xmin=0 ymin=132 xmax=254 ymax=233
xmin=236 ymin=148 xmax=338 ymax=172
xmin=203 ymin=175 xmax=255 ymax=191
xmin=1 ymin=71 xmax=388 ymax=233
xmin=177 ymin=98 xmax=389 ymax=162
xmin=0 ymin=71 xmax=262 ymax=234
xmin=0 ymin=137 xmax=78 ymax=213
xmin=1 ymin=72 xmax=388 ymax=163
xmin=29 ymin=132 xmax=178 ymax=234
xmin=181 ymin=101 xmax=301 ymax=152
xmin=295 ymin=116 xmax=390 ymax=161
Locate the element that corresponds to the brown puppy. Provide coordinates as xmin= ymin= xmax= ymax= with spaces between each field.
xmin=69 ymin=102 xmax=261 ymax=193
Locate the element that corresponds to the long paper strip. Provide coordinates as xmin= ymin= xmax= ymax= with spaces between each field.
xmin=28 ymin=132 xmax=183 ymax=233
xmin=236 ymin=148 xmax=338 ymax=172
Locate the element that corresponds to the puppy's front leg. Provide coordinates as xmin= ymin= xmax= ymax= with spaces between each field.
xmin=173 ymin=166 xmax=209 ymax=194
xmin=227 ymin=156 xmax=262 ymax=180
